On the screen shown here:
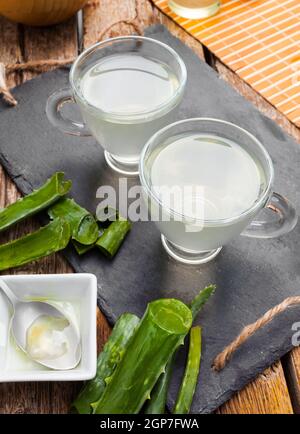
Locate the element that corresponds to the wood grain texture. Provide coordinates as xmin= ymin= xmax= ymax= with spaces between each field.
xmin=22 ymin=17 xmax=78 ymax=81
xmin=0 ymin=17 xmax=22 ymax=88
xmin=217 ymin=362 xmax=293 ymax=414
xmin=83 ymin=0 xmax=204 ymax=59
xmin=0 ymin=0 xmax=299 ymax=414
xmin=283 ymin=348 xmax=300 ymax=414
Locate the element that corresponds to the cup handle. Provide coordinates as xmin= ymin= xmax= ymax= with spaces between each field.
xmin=241 ymin=192 xmax=298 ymax=239
xmin=46 ymin=88 xmax=91 ymax=136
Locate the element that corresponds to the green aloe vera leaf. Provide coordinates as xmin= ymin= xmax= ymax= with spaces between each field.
xmin=76 ymin=214 xmax=100 ymax=245
xmin=96 ymin=218 xmax=131 ymax=258
xmin=144 ymin=285 xmax=216 ymax=414
xmin=190 ymin=284 xmax=216 ymax=321
xmin=72 ymin=240 xmax=95 ymax=255
xmin=144 ymin=354 xmax=173 ymax=414
xmin=72 ymin=313 xmax=140 ymax=414
xmin=93 ymin=299 xmax=192 ymax=414
xmin=48 ymin=198 xmax=98 ymax=245
xmin=72 ymin=228 xmax=104 ymax=255
xmin=0 ymin=218 xmax=71 ymax=271
xmin=0 ymin=172 xmax=71 ymax=233
xmin=173 ymin=326 xmax=202 ymax=414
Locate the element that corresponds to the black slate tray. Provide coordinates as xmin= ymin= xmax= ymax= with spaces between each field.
xmin=0 ymin=25 xmax=300 ymax=413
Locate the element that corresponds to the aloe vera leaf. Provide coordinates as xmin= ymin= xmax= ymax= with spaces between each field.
xmin=96 ymin=218 xmax=131 ymax=258
xmin=0 ymin=172 xmax=71 ymax=233
xmin=72 ymin=240 xmax=95 ymax=255
xmin=77 ymin=215 xmax=100 ymax=245
xmin=173 ymin=326 xmax=202 ymax=414
xmin=0 ymin=218 xmax=71 ymax=271
xmin=73 ymin=216 xmax=130 ymax=258
xmin=144 ymin=355 xmax=173 ymax=414
xmin=144 ymin=285 xmax=215 ymax=414
xmin=190 ymin=284 xmax=216 ymax=321
xmin=72 ymin=313 xmax=140 ymax=414
xmin=48 ymin=198 xmax=98 ymax=245
xmin=93 ymin=299 xmax=192 ymax=414
xmin=72 ymin=227 xmax=104 ymax=255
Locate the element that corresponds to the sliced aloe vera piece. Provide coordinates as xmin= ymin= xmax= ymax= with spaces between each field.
xmin=173 ymin=326 xmax=202 ymax=414
xmin=0 ymin=218 xmax=71 ymax=271
xmin=72 ymin=240 xmax=95 ymax=255
xmin=93 ymin=299 xmax=192 ymax=414
xmin=144 ymin=285 xmax=216 ymax=414
xmin=48 ymin=198 xmax=98 ymax=245
xmin=0 ymin=172 xmax=71 ymax=233
xmin=96 ymin=218 xmax=131 ymax=258
xmin=73 ymin=216 xmax=130 ymax=258
xmin=72 ymin=313 xmax=140 ymax=414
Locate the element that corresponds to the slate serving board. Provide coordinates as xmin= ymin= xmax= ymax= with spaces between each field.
xmin=0 ymin=25 xmax=300 ymax=414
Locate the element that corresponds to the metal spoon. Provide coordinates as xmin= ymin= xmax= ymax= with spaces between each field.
xmin=0 ymin=277 xmax=81 ymax=370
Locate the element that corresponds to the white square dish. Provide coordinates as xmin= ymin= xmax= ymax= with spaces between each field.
xmin=0 ymin=273 xmax=97 ymax=382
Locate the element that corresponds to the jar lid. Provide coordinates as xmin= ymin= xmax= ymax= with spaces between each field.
xmin=168 ymin=0 xmax=221 ymax=19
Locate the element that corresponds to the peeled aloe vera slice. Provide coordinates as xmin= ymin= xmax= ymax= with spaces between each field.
xmin=73 ymin=216 xmax=130 ymax=258
xmin=93 ymin=299 xmax=192 ymax=414
xmin=144 ymin=285 xmax=216 ymax=414
xmin=72 ymin=240 xmax=95 ymax=256
xmin=173 ymin=326 xmax=202 ymax=414
xmin=96 ymin=218 xmax=131 ymax=258
xmin=48 ymin=198 xmax=98 ymax=245
xmin=0 ymin=218 xmax=71 ymax=271
xmin=72 ymin=313 xmax=140 ymax=414
xmin=0 ymin=172 xmax=71 ymax=233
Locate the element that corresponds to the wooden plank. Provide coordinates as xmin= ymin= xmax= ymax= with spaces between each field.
xmin=0 ymin=17 xmax=22 ymax=88
xmin=283 ymin=348 xmax=300 ymax=414
xmin=83 ymin=0 xmax=205 ymax=59
xmin=22 ymin=17 xmax=78 ymax=82
xmin=217 ymin=362 xmax=293 ymax=414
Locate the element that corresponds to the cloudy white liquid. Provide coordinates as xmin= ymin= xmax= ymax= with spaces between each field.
xmin=81 ymin=53 xmax=179 ymax=114
xmin=150 ymin=133 xmax=266 ymax=221
xmin=148 ymin=133 xmax=267 ymax=252
xmin=78 ymin=53 xmax=180 ymax=162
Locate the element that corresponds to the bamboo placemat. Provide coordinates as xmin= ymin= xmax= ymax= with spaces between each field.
xmin=153 ymin=0 xmax=300 ymax=126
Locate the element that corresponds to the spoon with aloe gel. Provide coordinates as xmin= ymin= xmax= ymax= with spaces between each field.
xmin=0 ymin=278 xmax=81 ymax=370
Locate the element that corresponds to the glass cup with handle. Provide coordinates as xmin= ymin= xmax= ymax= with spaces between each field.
xmin=139 ymin=118 xmax=298 ymax=264
xmin=46 ymin=36 xmax=187 ymax=176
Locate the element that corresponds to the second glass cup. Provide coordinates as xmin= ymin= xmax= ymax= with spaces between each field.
xmin=139 ymin=118 xmax=298 ymax=265
xmin=46 ymin=36 xmax=187 ymax=175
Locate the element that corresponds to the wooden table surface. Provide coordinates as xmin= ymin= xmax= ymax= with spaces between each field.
xmin=0 ymin=0 xmax=299 ymax=414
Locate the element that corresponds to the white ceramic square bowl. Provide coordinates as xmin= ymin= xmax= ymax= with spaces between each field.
xmin=0 ymin=273 xmax=97 ymax=382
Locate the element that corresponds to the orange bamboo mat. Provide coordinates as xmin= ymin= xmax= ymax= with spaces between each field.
xmin=153 ymin=0 xmax=300 ymax=127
